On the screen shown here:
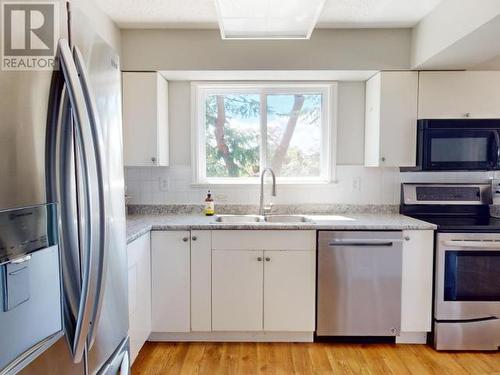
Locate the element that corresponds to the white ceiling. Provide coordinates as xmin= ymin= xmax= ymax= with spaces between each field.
xmin=95 ymin=0 xmax=443 ymax=29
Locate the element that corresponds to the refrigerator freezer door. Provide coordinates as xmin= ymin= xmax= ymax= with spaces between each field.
xmin=0 ymin=0 xmax=68 ymax=211
xmin=70 ymin=8 xmax=129 ymax=375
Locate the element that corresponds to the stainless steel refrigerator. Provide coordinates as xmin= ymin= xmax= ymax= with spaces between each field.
xmin=0 ymin=1 xmax=129 ymax=374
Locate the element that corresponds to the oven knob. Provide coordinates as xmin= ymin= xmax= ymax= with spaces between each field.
xmin=404 ymin=236 xmax=410 ymax=241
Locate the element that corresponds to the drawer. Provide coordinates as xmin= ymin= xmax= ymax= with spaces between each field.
xmin=211 ymin=230 xmax=316 ymax=251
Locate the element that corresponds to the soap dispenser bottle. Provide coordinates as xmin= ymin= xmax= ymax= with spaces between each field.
xmin=204 ymin=190 xmax=214 ymax=216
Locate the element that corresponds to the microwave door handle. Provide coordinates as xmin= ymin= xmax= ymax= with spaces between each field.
xmin=489 ymin=130 xmax=500 ymax=168
xmin=495 ymin=131 xmax=500 ymax=168
xmin=73 ymin=45 xmax=109 ymax=349
xmin=58 ymin=38 xmax=99 ymax=363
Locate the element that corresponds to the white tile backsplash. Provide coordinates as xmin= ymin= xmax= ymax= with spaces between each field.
xmin=125 ymin=165 xmax=402 ymax=205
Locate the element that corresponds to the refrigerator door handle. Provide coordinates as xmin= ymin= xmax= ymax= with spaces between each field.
xmin=58 ymin=38 xmax=100 ymax=363
xmin=119 ymin=350 xmax=130 ymax=375
xmin=73 ymin=45 xmax=109 ymax=349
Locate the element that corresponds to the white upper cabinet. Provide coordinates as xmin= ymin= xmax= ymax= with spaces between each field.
xmin=418 ymin=71 xmax=500 ymax=119
xmin=122 ymin=72 xmax=169 ymax=166
xmin=364 ymin=71 xmax=418 ymax=167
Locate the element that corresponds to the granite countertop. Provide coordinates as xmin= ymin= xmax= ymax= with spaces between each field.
xmin=126 ymin=213 xmax=436 ymax=244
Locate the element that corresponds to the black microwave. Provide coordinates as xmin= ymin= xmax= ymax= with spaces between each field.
xmin=416 ymin=119 xmax=500 ymax=171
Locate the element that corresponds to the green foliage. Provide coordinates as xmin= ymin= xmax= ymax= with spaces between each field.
xmin=205 ymin=95 xmax=260 ymax=177
xmin=205 ymin=93 xmax=322 ymax=178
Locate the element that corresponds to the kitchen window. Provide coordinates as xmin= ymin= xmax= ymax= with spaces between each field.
xmin=191 ymin=82 xmax=337 ymax=184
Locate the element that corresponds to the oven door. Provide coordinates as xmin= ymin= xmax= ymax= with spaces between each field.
xmin=435 ymin=233 xmax=500 ymax=321
xmin=419 ymin=127 xmax=500 ymax=171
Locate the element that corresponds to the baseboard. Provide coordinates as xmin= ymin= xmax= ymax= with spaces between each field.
xmin=395 ymin=332 xmax=429 ymax=344
xmin=149 ymin=331 xmax=314 ymax=342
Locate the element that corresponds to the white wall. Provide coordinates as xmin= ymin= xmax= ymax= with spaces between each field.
xmin=125 ymin=165 xmax=400 ymax=206
xmin=72 ymin=0 xmax=121 ymax=53
xmin=411 ymin=0 xmax=500 ymax=69
xmin=165 ymin=80 xmax=366 ymax=167
xmin=125 ymin=80 xmax=401 ymax=206
xmin=121 ymin=29 xmax=411 ymax=71
xmin=120 ymin=28 xmax=412 ymax=206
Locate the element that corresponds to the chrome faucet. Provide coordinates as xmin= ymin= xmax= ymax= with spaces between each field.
xmin=259 ymin=168 xmax=277 ymax=216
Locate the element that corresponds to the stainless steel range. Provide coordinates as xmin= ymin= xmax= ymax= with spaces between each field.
xmin=401 ymin=183 xmax=500 ymax=351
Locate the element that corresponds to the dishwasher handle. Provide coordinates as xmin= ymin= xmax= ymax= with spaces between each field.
xmin=328 ymin=240 xmax=398 ymax=247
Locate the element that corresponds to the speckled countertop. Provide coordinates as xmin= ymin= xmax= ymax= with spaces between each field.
xmin=126 ymin=213 xmax=436 ymax=244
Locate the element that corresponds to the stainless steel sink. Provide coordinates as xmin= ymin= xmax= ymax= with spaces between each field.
xmin=264 ymin=215 xmax=311 ymax=223
xmin=214 ymin=215 xmax=262 ymax=223
xmin=214 ymin=214 xmax=313 ymax=224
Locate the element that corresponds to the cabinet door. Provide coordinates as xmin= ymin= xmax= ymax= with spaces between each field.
xmin=126 ymin=233 xmax=151 ymax=363
xmin=400 ymin=230 xmax=434 ymax=332
xmin=212 ymin=250 xmax=263 ymax=331
xmin=190 ymin=231 xmax=211 ymax=331
xmin=263 ymin=251 xmax=316 ymax=331
xmin=151 ymin=231 xmax=190 ymax=332
xmin=365 ymin=71 xmax=418 ymax=167
xmin=122 ymin=72 xmax=169 ymax=166
xmin=418 ymin=71 xmax=500 ymax=119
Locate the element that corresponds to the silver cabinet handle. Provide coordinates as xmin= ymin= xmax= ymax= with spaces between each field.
xmin=74 ymin=45 xmax=109 ymax=349
xmin=257 ymin=257 xmax=263 ymax=262
xmin=192 ymin=236 xmax=197 ymax=241
xmin=328 ymin=241 xmax=394 ymax=247
xmin=265 ymin=257 xmax=271 ymax=262
xmin=182 ymin=237 xmax=189 ymax=242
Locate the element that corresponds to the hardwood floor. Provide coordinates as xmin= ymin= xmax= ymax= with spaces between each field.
xmin=132 ymin=342 xmax=500 ymax=375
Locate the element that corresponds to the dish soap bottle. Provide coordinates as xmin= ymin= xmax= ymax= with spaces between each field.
xmin=204 ymin=190 xmax=215 ymax=216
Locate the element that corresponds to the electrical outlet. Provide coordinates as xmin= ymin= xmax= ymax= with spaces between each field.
xmin=352 ymin=177 xmax=361 ymax=192
xmin=159 ymin=177 xmax=169 ymax=192
xmin=214 ymin=193 xmax=228 ymax=202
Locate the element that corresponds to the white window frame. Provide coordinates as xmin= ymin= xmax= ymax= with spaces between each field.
xmin=191 ymin=82 xmax=338 ymax=184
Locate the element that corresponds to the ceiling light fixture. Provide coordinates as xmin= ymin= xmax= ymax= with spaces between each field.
xmin=215 ymin=0 xmax=326 ymax=40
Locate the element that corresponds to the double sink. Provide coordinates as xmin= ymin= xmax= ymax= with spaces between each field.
xmin=214 ymin=214 xmax=313 ymax=223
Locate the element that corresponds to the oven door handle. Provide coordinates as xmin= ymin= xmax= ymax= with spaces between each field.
xmin=443 ymin=240 xmax=500 ymax=249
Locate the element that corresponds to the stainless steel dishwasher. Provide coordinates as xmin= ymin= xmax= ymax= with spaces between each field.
xmin=317 ymin=231 xmax=403 ymax=337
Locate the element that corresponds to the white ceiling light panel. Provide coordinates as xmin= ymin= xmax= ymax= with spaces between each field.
xmin=215 ymin=0 xmax=326 ymax=39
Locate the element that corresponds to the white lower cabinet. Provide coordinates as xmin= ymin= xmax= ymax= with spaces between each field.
xmin=212 ymin=250 xmax=264 ymax=331
xmin=151 ymin=231 xmax=191 ymax=332
xmin=126 ymin=233 xmax=151 ymax=364
xmin=399 ymin=230 xmax=434 ymax=341
xmin=263 ymin=251 xmax=316 ymax=331
xmin=211 ymin=230 xmax=316 ymax=333
xmin=190 ymin=230 xmax=212 ymax=332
